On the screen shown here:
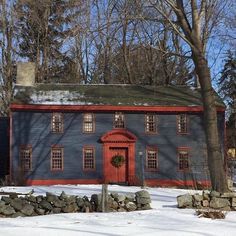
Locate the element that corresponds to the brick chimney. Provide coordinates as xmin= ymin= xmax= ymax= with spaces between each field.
xmin=16 ymin=62 xmax=35 ymax=86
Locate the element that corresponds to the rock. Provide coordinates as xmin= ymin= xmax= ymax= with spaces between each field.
xmin=210 ymin=197 xmax=230 ymax=209
xmin=53 ymin=199 xmax=66 ymax=208
xmin=202 ymin=191 xmax=210 ymax=201
xmin=140 ymin=203 xmax=152 ymax=210
xmin=39 ymin=200 xmax=53 ymax=211
xmin=21 ymin=204 xmax=34 ymax=216
xmin=76 ymin=197 xmax=84 ymax=207
xmin=110 ymin=192 xmax=119 ymax=199
xmin=36 ymin=196 xmax=44 ymax=203
xmin=231 ymin=198 xmax=236 ymax=207
xmin=46 ymin=192 xmax=58 ymax=203
xmin=0 ymin=205 xmax=15 ymax=215
xmin=35 ymin=208 xmax=45 ymax=215
xmin=193 ymin=194 xmax=203 ymax=202
xmin=125 ymin=202 xmax=137 ymax=211
xmin=210 ymin=191 xmax=221 ymax=198
xmin=10 ymin=198 xmax=24 ymax=211
xmin=117 ymin=207 xmax=126 ymax=212
xmin=65 ymin=196 xmax=76 ymax=205
xmin=11 ymin=212 xmax=26 ymax=218
xmin=177 ymin=194 xmax=193 ymax=208
xmin=117 ymin=194 xmax=126 ymax=203
xmin=62 ymin=203 xmax=78 ymax=213
xmin=1 ymin=196 xmax=11 ymax=204
xmin=125 ymin=194 xmax=135 ymax=202
xmin=9 ymin=193 xmax=18 ymax=199
xmin=202 ymin=200 xmax=209 ymax=207
xmin=135 ymin=190 xmax=151 ymax=205
xmin=26 ymin=195 xmax=37 ymax=203
xmin=52 ymin=208 xmax=62 ymax=214
xmin=219 ymin=206 xmax=231 ymax=211
xmin=59 ymin=191 xmax=68 ymax=200
xmin=0 ymin=200 xmax=5 ymax=207
xmin=110 ymin=201 xmax=119 ymax=210
xmin=221 ymin=192 xmax=236 ymax=198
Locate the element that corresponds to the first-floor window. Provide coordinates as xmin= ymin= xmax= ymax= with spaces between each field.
xmin=146 ymin=147 xmax=158 ymax=170
xmin=83 ymin=147 xmax=95 ymax=170
xmin=20 ymin=146 xmax=32 ymax=171
xmin=178 ymin=148 xmax=190 ymax=171
xmin=51 ymin=147 xmax=64 ymax=171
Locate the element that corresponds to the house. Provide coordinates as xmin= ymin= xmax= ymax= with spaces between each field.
xmin=9 ymin=63 xmax=226 ymax=187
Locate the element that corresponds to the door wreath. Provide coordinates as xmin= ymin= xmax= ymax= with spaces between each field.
xmin=111 ymin=155 xmax=125 ymax=168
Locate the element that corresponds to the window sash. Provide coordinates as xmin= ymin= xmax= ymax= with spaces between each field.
xmin=145 ymin=114 xmax=156 ymax=133
xmin=146 ymin=149 xmax=158 ymax=169
xmin=83 ymin=148 xmax=95 ymax=170
xmin=20 ymin=147 xmax=32 ymax=171
xmin=114 ymin=112 xmax=125 ymax=128
xmin=52 ymin=113 xmax=63 ymax=133
xmin=178 ymin=150 xmax=189 ymax=170
xmin=83 ymin=114 xmax=94 ymax=133
xmin=177 ymin=114 xmax=187 ymax=133
xmin=51 ymin=148 xmax=63 ymax=170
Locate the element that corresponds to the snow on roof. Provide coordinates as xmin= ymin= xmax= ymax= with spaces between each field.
xmin=12 ymin=84 xmax=225 ymax=107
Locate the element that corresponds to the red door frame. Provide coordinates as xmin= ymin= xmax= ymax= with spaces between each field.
xmin=101 ymin=129 xmax=137 ymax=185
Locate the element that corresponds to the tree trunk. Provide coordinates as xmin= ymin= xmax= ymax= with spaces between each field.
xmin=192 ymin=51 xmax=228 ymax=192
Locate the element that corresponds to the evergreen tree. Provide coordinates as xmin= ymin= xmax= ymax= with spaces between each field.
xmin=15 ymin=0 xmax=81 ymax=82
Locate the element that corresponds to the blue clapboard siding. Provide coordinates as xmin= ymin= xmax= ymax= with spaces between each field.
xmin=11 ymin=111 xmax=225 ymax=184
xmin=0 ymin=117 xmax=9 ymax=179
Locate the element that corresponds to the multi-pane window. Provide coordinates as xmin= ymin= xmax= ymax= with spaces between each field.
xmin=20 ymin=146 xmax=32 ymax=171
xmin=177 ymin=114 xmax=188 ymax=134
xmin=83 ymin=113 xmax=94 ymax=133
xmin=51 ymin=147 xmax=63 ymax=171
xmin=145 ymin=114 xmax=157 ymax=133
xmin=178 ymin=148 xmax=190 ymax=171
xmin=114 ymin=112 xmax=125 ymax=128
xmin=83 ymin=147 xmax=95 ymax=170
xmin=52 ymin=113 xmax=63 ymax=133
xmin=146 ymin=147 xmax=158 ymax=170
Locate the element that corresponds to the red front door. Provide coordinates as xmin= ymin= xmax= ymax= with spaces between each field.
xmin=107 ymin=147 xmax=128 ymax=183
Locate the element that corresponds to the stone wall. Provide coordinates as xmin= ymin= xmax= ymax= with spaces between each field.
xmin=177 ymin=191 xmax=236 ymax=211
xmin=0 ymin=190 xmax=151 ymax=218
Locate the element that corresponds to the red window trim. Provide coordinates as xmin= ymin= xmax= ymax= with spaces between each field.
xmin=145 ymin=146 xmax=158 ymax=171
xmin=83 ymin=146 xmax=96 ymax=171
xmin=51 ymin=146 xmax=64 ymax=171
xmin=51 ymin=112 xmax=64 ymax=133
xmin=177 ymin=147 xmax=190 ymax=172
xmin=19 ymin=145 xmax=32 ymax=172
xmin=176 ymin=114 xmax=189 ymax=135
xmin=83 ymin=113 xmax=95 ymax=133
xmin=145 ymin=113 xmax=157 ymax=134
xmin=113 ymin=112 xmax=125 ymax=129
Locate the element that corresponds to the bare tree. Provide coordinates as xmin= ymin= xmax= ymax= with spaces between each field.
xmin=0 ymin=0 xmax=16 ymax=116
xmin=147 ymin=0 xmax=228 ymax=191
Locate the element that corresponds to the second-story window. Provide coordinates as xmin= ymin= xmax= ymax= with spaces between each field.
xmin=83 ymin=113 xmax=94 ymax=133
xmin=52 ymin=113 xmax=63 ymax=133
xmin=114 ymin=112 xmax=125 ymax=128
xmin=177 ymin=114 xmax=188 ymax=134
xmin=145 ymin=114 xmax=157 ymax=133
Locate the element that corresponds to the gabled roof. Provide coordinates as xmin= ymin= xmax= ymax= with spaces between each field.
xmin=12 ymin=84 xmax=225 ymax=107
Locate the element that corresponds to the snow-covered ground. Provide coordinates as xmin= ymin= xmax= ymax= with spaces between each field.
xmin=0 ymin=185 xmax=235 ymax=236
